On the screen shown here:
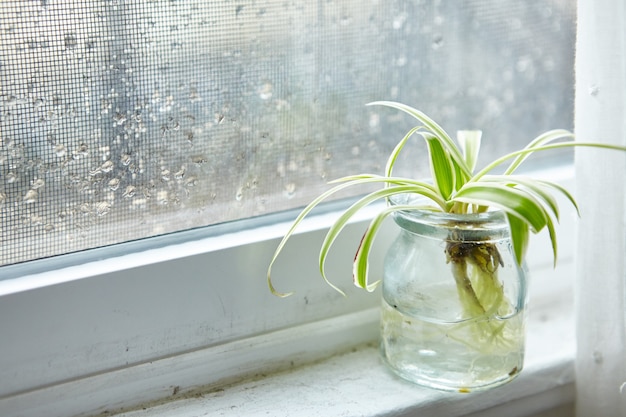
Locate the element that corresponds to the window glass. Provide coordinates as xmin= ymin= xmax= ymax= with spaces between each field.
xmin=0 ymin=1 xmax=575 ymax=267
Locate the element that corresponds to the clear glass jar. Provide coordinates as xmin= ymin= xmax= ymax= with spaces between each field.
xmin=380 ymin=202 xmax=528 ymax=392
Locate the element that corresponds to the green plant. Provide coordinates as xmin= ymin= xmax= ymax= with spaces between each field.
xmin=267 ymin=101 xmax=626 ymax=301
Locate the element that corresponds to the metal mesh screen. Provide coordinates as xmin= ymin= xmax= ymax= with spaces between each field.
xmin=0 ymin=1 xmax=575 ymax=267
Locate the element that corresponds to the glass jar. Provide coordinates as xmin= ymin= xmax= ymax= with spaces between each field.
xmin=380 ymin=202 xmax=528 ymax=392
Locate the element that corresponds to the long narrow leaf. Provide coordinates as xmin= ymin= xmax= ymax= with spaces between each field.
xmin=480 ymin=175 xmax=561 ymax=221
xmin=457 ymin=130 xmax=482 ymax=173
xmin=422 ymin=132 xmax=455 ymax=200
xmin=504 ymin=129 xmax=573 ymax=175
xmin=353 ymin=204 xmax=418 ymax=291
xmin=268 ymin=175 xmax=445 ymax=296
xmin=488 ymin=175 xmax=580 ymax=221
xmin=454 ymin=183 xmax=548 ymax=232
xmin=534 ymin=178 xmax=580 ymax=217
xmin=367 ymin=101 xmax=472 ymax=177
xmin=385 ymin=126 xmax=423 ymax=178
xmin=319 ymin=184 xmax=441 ymax=291
xmin=472 ymin=141 xmax=626 ymax=181
xmin=506 ymin=213 xmax=530 ymax=265
xmin=545 ymin=213 xmax=558 ymax=267
xmin=329 ymin=174 xmax=445 ymax=206
xmin=471 ymin=176 xmax=562 ymax=265
xmin=267 ymin=176 xmax=399 ymax=296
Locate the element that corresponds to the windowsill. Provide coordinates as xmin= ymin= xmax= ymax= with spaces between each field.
xmin=111 ymin=267 xmax=575 ymax=417
xmin=0 ymin=165 xmax=576 ymax=417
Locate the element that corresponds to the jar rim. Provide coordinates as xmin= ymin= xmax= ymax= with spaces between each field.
xmin=388 ymin=193 xmax=509 ymax=233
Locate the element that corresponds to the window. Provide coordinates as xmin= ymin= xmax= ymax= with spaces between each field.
xmin=0 ymin=2 xmax=582 ymax=416
xmin=1 ymin=1 xmax=575 ymax=268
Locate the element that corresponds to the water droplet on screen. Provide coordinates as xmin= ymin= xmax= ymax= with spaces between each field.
xmin=44 ymin=224 xmax=55 ymax=232
xmin=393 ymin=13 xmax=407 ymax=29
xmin=174 ymin=167 xmax=186 ymax=180
xmin=369 ymin=113 xmax=380 ymax=128
xmin=108 ymin=178 xmax=120 ymax=190
xmin=127 ymin=163 xmax=139 ymax=175
xmin=258 ymin=82 xmax=273 ymax=100
xmin=157 ymin=190 xmax=169 ymax=205
xmin=588 ymin=84 xmax=599 ymax=96
xmin=123 ymin=185 xmax=136 ymax=198
xmin=54 ymin=144 xmax=67 ymax=157
xmin=516 ymin=56 xmax=531 ymax=73
xmin=6 ymin=172 xmax=17 ymax=183
xmin=235 ymin=187 xmax=243 ymax=201
xmin=0 ymin=192 xmax=6 ymax=208
xmin=189 ymin=88 xmax=201 ymax=102
xmin=185 ymin=176 xmax=197 ymax=187
xmin=120 ymin=153 xmax=132 ymax=166
xmin=284 ymin=183 xmax=296 ymax=199
xmin=95 ymin=201 xmax=111 ymax=216
xmin=23 ymin=189 xmax=38 ymax=204
xmin=100 ymin=160 xmax=114 ymax=173
xmin=31 ymin=178 xmax=45 ymax=189
xmin=191 ymin=155 xmax=207 ymax=164
xmin=101 ymin=99 xmax=112 ymax=114
xmin=113 ymin=112 xmax=127 ymax=126
xmin=432 ymin=34 xmax=444 ymax=49
xmin=161 ymin=169 xmax=171 ymax=181
xmin=74 ymin=143 xmax=89 ymax=159
xmin=184 ymin=131 xmax=194 ymax=144
xmin=64 ymin=33 xmax=77 ymax=50
xmin=5 ymin=96 xmax=17 ymax=107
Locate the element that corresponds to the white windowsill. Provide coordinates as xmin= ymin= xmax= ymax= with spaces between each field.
xmin=111 ymin=279 xmax=575 ymax=417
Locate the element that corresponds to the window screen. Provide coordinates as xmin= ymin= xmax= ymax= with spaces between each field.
xmin=0 ymin=1 xmax=575 ymax=267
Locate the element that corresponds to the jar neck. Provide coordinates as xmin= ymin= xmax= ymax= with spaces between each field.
xmin=392 ymin=209 xmax=510 ymax=242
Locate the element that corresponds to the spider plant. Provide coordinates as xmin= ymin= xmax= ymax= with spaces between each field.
xmin=267 ymin=101 xmax=626 ymax=304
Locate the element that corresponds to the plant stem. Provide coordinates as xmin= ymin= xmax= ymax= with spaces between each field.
xmin=448 ymin=256 xmax=486 ymax=317
xmin=446 ymin=240 xmax=510 ymax=347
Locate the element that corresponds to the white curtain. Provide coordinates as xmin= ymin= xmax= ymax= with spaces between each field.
xmin=575 ymin=0 xmax=626 ymax=416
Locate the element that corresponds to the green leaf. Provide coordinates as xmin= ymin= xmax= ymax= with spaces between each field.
xmin=480 ymin=175 xmax=561 ymax=221
xmin=457 ymin=130 xmax=482 ymax=173
xmin=385 ymin=126 xmax=422 ymax=178
xmin=472 ymin=140 xmax=626 ymax=181
xmin=268 ymin=175 xmax=446 ymax=296
xmin=353 ymin=204 xmax=418 ymax=291
xmin=422 ymin=133 xmax=455 ymax=200
xmin=452 ymin=158 xmax=466 ymax=191
xmin=367 ymin=101 xmax=472 ymax=178
xmin=319 ymin=184 xmax=441 ymax=291
xmin=545 ymin=214 xmax=558 ymax=267
xmin=454 ymin=182 xmax=548 ymax=233
xmin=454 ymin=181 xmax=563 ymax=266
xmin=504 ymin=129 xmax=574 ymax=175
xmin=267 ymin=184 xmax=355 ymax=297
xmin=267 ymin=176 xmax=396 ymax=296
xmin=506 ymin=213 xmax=529 ymax=265
xmin=329 ymin=174 xmax=446 ymax=207
xmin=534 ymin=178 xmax=580 ymax=217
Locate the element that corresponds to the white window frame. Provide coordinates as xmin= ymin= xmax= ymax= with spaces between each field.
xmin=0 ymin=164 xmax=577 ymax=417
